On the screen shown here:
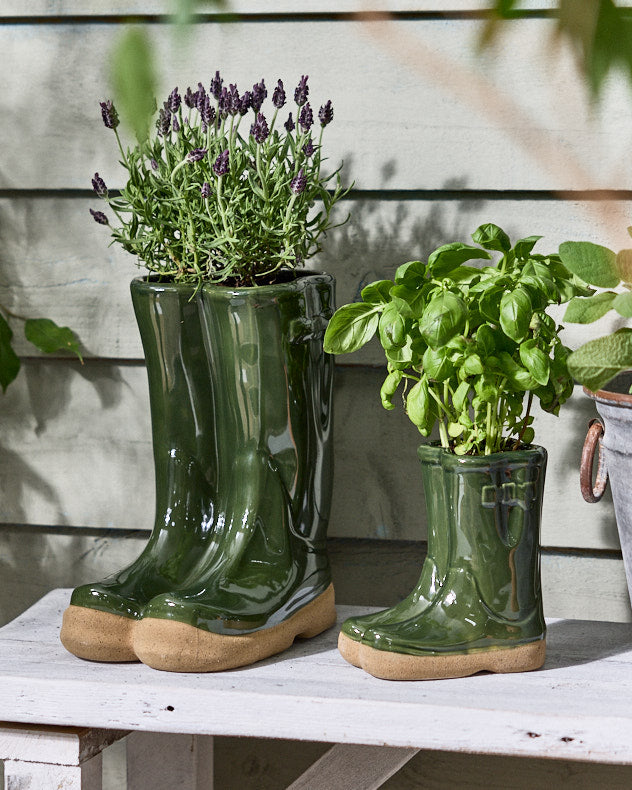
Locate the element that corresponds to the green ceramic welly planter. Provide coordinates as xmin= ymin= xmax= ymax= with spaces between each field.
xmin=339 ymin=443 xmax=547 ymax=681
xmin=61 ymin=272 xmax=336 ymax=668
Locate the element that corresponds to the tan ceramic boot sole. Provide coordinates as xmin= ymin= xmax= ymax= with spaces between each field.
xmin=133 ymin=584 xmax=336 ymax=672
xmin=339 ymin=632 xmax=546 ymax=680
xmin=60 ymin=605 xmax=138 ymax=662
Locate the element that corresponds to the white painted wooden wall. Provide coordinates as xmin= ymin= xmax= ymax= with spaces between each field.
xmin=2 ymin=4 xmax=632 ymax=785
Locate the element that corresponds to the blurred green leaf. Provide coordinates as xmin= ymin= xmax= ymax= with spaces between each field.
xmin=24 ymin=319 xmax=83 ymax=362
xmin=111 ymin=28 xmax=157 ymax=142
xmin=0 ymin=314 xmax=20 ymax=392
xmin=563 ymin=291 xmax=617 ymax=323
xmin=558 ymin=241 xmax=619 ymax=288
xmin=568 ymin=328 xmax=632 ymax=391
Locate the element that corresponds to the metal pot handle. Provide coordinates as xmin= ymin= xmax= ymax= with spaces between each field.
xmin=580 ymin=419 xmax=608 ymax=503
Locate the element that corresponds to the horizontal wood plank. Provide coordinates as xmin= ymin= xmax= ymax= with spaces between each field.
xmin=3 ymin=19 xmax=632 ymax=192
xmin=0 ymin=360 xmax=619 ymax=550
xmin=1 ymin=195 xmax=629 ymax=361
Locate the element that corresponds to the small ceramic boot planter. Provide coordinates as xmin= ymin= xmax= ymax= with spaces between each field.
xmin=340 ymin=444 xmax=547 ymax=681
xmin=61 ymin=279 xmax=219 ymax=661
xmin=132 ymin=273 xmax=336 ymax=672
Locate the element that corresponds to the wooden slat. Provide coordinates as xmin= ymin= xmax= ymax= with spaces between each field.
xmin=3 ymin=19 xmax=632 ymax=191
xmin=126 ymin=732 xmax=213 ymax=790
xmin=0 ymin=360 xmax=619 ymax=549
xmin=0 ymin=2 xmax=562 ymax=19
xmin=2 ymin=195 xmax=630 ymax=361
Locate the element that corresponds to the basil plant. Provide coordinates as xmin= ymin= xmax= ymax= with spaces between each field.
xmin=559 ymin=239 xmax=632 ymax=393
xmin=324 ymin=223 xmax=588 ymax=456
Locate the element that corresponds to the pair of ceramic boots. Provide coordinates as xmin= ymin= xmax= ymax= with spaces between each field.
xmin=60 ymin=275 xmax=546 ymax=678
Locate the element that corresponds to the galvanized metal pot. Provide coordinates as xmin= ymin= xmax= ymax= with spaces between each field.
xmin=581 ymin=373 xmax=632 ymax=606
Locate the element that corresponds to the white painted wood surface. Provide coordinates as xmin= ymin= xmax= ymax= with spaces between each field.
xmin=3 ymin=755 xmax=102 ymax=790
xmin=2 ymin=590 xmax=632 ymax=765
xmin=286 ymin=744 xmax=420 ymax=790
xmin=4 ymin=19 xmax=632 ymax=193
xmin=126 ymin=732 xmax=213 ymax=790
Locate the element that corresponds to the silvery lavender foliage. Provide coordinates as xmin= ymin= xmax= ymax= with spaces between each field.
xmin=290 ymin=169 xmax=307 ymax=194
xmin=91 ymin=173 xmax=107 ymax=197
xmin=272 ymin=80 xmax=286 ymax=109
xmin=318 ymin=100 xmax=334 ymax=127
xmin=213 ymin=149 xmax=230 ymax=177
xmin=90 ymin=208 xmax=108 ymax=225
xmin=100 ymin=100 xmax=119 ymax=130
xmin=294 ymin=75 xmax=309 ymax=106
xmin=250 ymin=113 xmax=270 ymax=144
xmin=91 ymin=75 xmax=348 ymax=287
xmin=299 ymin=103 xmax=313 ymax=132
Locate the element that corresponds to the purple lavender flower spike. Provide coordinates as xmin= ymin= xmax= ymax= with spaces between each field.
xmin=90 ymin=208 xmax=108 ymax=225
xmin=213 ymin=149 xmax=230 ymax=177
xmin=201 ymin=101 xmax=216 ymax=128
xmin=290 ymin=168 xmax=307 ymax=195
xmin=239 ymin=91 xmax=253 ymax=116
xmin=299 ymin=102 xmax=313 ymax=131
xmin=251 ymin=79 xmax=267 ymax=112
xmin=91 ymin=172 xmax=107 ymax=197
xmin=272 ymin=79 xmax=286 ymax=109
xmin=250 ymin=112 xmax=270 ymax=144
xmin=150 ymin=159 xmax=159 ymax=171
xmin=172 ymin=117 xmax=180 ymax=132
xmin=318 ymin=100 xmax=333 ymax=127
xmin=284 ymin=113 xmax=295 ymax=132
xmin=228 ymin=84 xmax=240 ymax=116
xmin=167 ymin=87 xmax=181 ymax=114
xmin=294 ymin=75 xmax=309 ymax=106
xmin=303 ymin=137 xmax=314 ymax=157
xmin=156 ymin=108 xmax=171 ymax=136
xmin=99 ymin=100 xmax=119 ymax=130
xmin=201 ymin=181 xmax=212 ymax=198
xmin=218 ymin=87 xmax=230 ymax=118
xmin=184 ymin=86 xmax=197 ymax=108
xmin=187 ymin=147 xmax=208 ymax=163
xmin=210 ymin=70 xmax=223 ymax=100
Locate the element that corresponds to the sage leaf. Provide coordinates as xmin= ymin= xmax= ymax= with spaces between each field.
xmin=612 ymin=291 xmax=632 ymax=318
xmin=567 ymin=328 xmax=632 ymax=392
xmin=558 ymin=241 xmax=619 ymax=288
xmin=616 ymin=249 xmax=632 ymax=284
xmin=500 ymin=287 xmax=532 ymax=343
xmin=323 ymin=303 xmax=380 ymax=354
xmin=427 ymin=243 xmax=490 ymax=277
xmin=24 ymin=319 xmax=83 ymax=361
xmin=0 ymin=314 xmax=20 ymax=392
xmin=564 ymin=291 xmax=617 ymax=323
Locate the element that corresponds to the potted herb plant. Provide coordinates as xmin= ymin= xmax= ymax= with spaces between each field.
xmin=60 ymin=73 xmax=348 ymax=672
xmin=324 ymin=223 xmax=584 ymax=680
xmin=558 ymin=239 xmax=632 ymax=608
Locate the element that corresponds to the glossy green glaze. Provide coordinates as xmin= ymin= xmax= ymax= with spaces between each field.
xmin=70 ymin=273 xmax=335 ymax=629
xmin=344 ymin=444 xmax=547 ymax=656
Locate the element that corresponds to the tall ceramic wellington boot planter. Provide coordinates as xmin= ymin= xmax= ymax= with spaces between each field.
xmin=61 ymin=278 xmax=219 ymax=661
xmin=132 ymin=272 xmax=336 ymax=672
xmin=339 ymin=444 xmax=547 ymax=681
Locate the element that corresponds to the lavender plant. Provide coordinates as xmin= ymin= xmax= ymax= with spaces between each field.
xmin=91 ymin=74 xmax=348 ymax=287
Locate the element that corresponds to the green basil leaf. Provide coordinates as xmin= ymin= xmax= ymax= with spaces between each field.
xmin=463 ymin=353 xmax=484 ymax=376
xmin=498 ymin=351 xmax=538 ymax=391
xmin=514 ymin=235 xmax=542 ymax=259
xmin=427 ymin=243 xmax=490 ymax=277
xmin=361 ymin=279 xmax=393 ymax=305
xmin=479 ymin=285 xmax=504 ymax=322
xmin=394 ymin=260 xmax=426 ymax=285
xmin=474 ymin=374 xmax=498 ymax=401
xmin=519 ymin=339 xmax=550 ymax=386
xmin=0 ymin=314 xmax=20 ymax=392
xmin=499 ymin=287 xmax=532 ymax=343
xmin=389 ymin=284 xmax=426 ymax=318
xmin=422 ymin=345 xmax=454 ymax=381
xmin=379 ymin=303 xmax=406 ymax=348
xmin=567 ymin=328 xmax=632 ymax=391
xmin=380 ymin=370 xmax=403 ymax=410
xmin=612 ymin=291 xmax=632 ymax=318
xmin=406 ymin=378 xmax=432 ymax=435
xmin=452 ymin=379 xmax=470 ymax=412
xmin=558 ymin=241 xmax=620 ymax=288
xmin=323 ymin=303 xmax=380 ymax=354
xmin=476 ymin=324 xmax=495 ymax=357
xmin=471 ymin=223 xmax=511 ymax=252
xmin=563 ymin=291 xmax=617 ymax=323
xmin=419 ymin=292 xmax=467 ymax=349
xmin=448 ymin=422 xmax=464 ymax=438
xmin=24 ymin=318 xmax=83 ymax=361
